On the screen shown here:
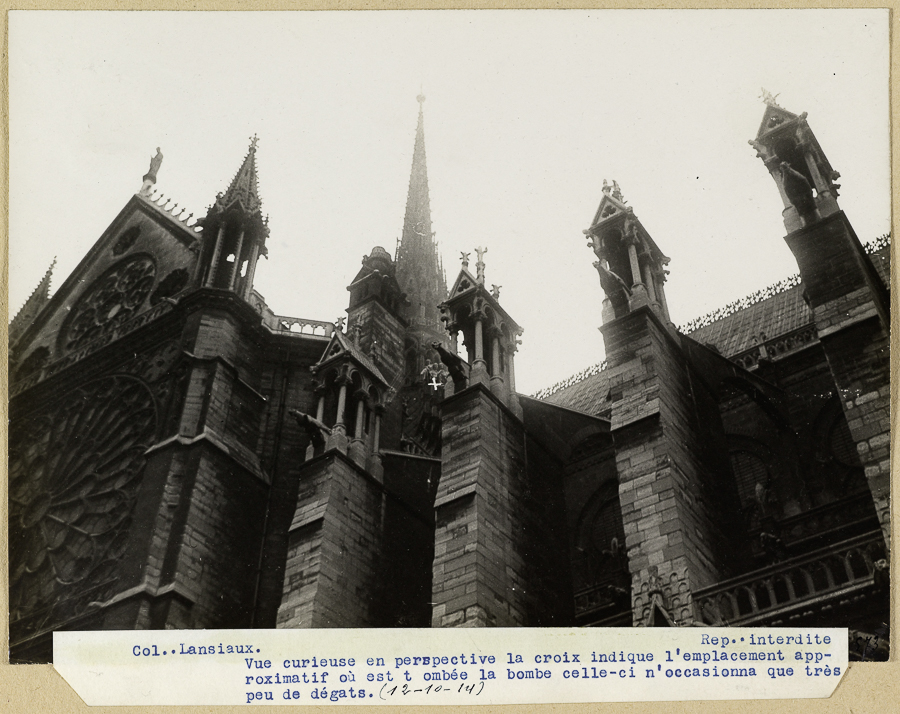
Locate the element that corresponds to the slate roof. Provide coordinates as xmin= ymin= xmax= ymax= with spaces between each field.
xmin=542 ymin=368 xmax=610 ymax=415
xmin=538 ymin=239 xmax=890 ymax=415
xmin=686 ymin=280 xmax=810 ymax=357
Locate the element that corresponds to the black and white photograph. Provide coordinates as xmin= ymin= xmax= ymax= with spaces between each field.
xmin=7 ymin=7 xmax=891 ymax=676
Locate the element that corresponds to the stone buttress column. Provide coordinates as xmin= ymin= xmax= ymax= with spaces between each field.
xmin=228 ymin=229 xmax=246 ymax=290
xmin=349 ymin=391 xmax=368 ymax=467
xmin=470 ymin=314 xmax=489 ymax=386
xmin=328 ymin=376 xmax=350 ymax=454
xmin=489 ymin=327 xmax=505 ymax=399
xmin=206 ymin=225 xmax=226 ymax=287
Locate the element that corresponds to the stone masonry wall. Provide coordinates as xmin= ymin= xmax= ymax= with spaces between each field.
xmin=348 ymin=299 xmax=406 ymax=384
xmin=785 ymin=214 xmax=891 ymax=548
xmin=432 ymin=385 xmax=571 ymax=628
xmin=160 ymin=446 xmax=268 ymax=628
xmin=602 ymin=307 xmax=739 ymax=625
xmin=252 ymin=340 xmax=324 ymax=627
xmin=278 ymin=453 xmax=385 ymax=628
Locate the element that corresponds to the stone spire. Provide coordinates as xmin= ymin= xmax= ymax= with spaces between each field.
xmin=217 ymin=135 xmax=262 ymax=217
xmin=199 ymin=136 xmax=268 ymax=296
xmin=9 ymin=258 xmax=55 ymax=346
xmin=395 ymin=94 xmax=447 ymax=336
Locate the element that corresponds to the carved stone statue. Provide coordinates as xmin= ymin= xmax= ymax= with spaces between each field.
xmin=474 ymin=247 xmax=487 ymax=283
xmin=144 ymin=148 xmax=163 ymax=183
xmin=755 ymin=481 xmax=767 ymax=516
xmin=460 ymin=251 xmax=470 ymax=268
xmin=490 ymin=284 xmax=501 ymax=299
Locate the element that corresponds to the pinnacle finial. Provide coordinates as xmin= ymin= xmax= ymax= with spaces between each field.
xmin=417 ymin=91 xmax=425 ymax=105
xmin=215 ymin=137 xmax=262 ymax=216
xmin=601 ymin=179 xmax=624 ymax=202
xmin=759 ymin=88 xmax=781 ymax=107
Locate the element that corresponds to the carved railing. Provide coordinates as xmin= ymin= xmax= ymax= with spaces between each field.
xmin=680 ymin=274 xmax=802 ymax=335
xmin=264 ymin=315 xmax=335 ymax=338
xmin=532 ymin=361 xmax=608 ymax=400
xmin=693 ymin=531 xmax=886 ymax=627
xmin=680 ymin=233 xmax=889 ymax=337
xmin=730 ymin=325 xmax=818 ymax=369
xmin=573 ymin=569 xmax=631 ymax=620
xmin=865 ymin=232 xmax=890 ymax=253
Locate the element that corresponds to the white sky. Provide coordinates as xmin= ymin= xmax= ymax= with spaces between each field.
xmin=9 ymin=10 xmax=890 ymax=394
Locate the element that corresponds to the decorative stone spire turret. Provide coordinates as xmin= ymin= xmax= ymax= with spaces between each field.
xmin=583 ymin=181 xmax=670 ymax=325
xmin=197 ymin=136 xmax=268 ymax=298
xmin=748 ymin=101 xmax=841 ymax=232
xmin=219 ymin=135 xmax=262 ymax=216
xmin=438 ymin=248 xmax=522 ymax=416
xmin=395 ymin=94 xmax=448 ymax=339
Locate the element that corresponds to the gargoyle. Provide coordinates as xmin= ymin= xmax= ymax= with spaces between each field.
xmin=289 ymin=408 xmax=332 ymax=446
xmin=432 ymin=341 xmax=469 ymax=389
xmin=594 ymin=261 xmax=631 ymax=303
xmin=780 ymin=161 xmax=817 ymax=217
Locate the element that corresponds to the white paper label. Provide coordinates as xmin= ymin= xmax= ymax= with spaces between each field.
xmin=53 ymin=627 xmax=847 ymax=705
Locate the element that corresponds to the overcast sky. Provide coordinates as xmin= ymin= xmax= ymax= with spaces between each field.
xmin=9 ymin=10 xmax=890 ymax=394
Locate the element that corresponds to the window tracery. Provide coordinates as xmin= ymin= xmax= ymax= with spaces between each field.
xmin=150 ymin=268 xmax=190 ymax=305
xmin=61 ymin=255 xmax=157 ymax=353
xmin=9 ymin=375 xmax=157 ymax=641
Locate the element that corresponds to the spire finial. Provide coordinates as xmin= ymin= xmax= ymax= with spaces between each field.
xmin=417 ymin=90 xmax=425 ymax=106
xmin=601 ymin=179 xmax=624 ymax=202
xmin=759 ymin=88 xmax=781 ymax=107
xmin=215 ymin=137 xmax=262 ymax=216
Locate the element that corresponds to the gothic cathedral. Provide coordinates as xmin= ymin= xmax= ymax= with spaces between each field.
xmin=8 ymin=97 xmax=890 ymax=663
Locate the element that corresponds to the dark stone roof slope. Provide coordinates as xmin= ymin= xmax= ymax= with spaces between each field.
xmin=542 ymin=367 xmax=610 ymax=415
xmin=686 ymin=281 xmax=810 ymax=357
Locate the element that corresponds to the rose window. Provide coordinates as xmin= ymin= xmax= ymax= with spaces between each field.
xmin=9 ymin=375 xmax=157 ymax=636
xmin=61 ymin=255 xmax=157 ymax=353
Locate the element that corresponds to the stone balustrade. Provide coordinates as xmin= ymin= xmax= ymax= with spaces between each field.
xmin=263 ymin=315 xmax=335 ymax=337
xmin=693 ymin=530 xmax=886 ymax=626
